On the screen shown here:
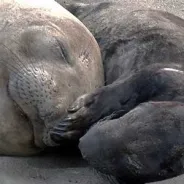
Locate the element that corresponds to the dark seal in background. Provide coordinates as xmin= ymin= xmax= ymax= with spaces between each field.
xmin=55 ymin=0 xmax=184 ymax=184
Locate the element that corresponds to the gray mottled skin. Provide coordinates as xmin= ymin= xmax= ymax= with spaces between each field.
xmin=0 ymin=0 xmax=103 ymax=155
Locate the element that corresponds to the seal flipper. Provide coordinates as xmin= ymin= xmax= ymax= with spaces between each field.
xmin=50 ymin=129 xmax=82 ymax=143
xmin=50 ymin=64 xmax=184 ymax=143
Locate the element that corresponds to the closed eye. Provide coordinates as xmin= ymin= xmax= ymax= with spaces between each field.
xmin=54 ymin=36 xmax=70 ymax=64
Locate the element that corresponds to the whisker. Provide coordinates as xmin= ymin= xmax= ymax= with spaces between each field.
xmin=9 ymin=39 xmax=47 ymax=88
xmin=0 ymin=43 xmax=55 ymax=94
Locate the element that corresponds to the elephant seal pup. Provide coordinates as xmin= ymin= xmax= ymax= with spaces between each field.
xmin=51 ymin=2 xmax=184 ymax=184
xmin=0 ymin=0 xmax=103 ymax=156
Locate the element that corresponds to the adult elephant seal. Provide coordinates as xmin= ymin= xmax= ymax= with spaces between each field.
xmin=0 ymin=0 xmax=103 ymax=156
xmin=52 ymin=1 xmax=184 ymax=184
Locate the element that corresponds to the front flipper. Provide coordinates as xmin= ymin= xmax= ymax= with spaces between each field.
xmin=49 ymin=87 xmax=123 ymax=143
xmin=49 ymin=65 xmax=184 ymax=143
xmin=48 ymin=67 xmax=154 ymax=144
xmin=49 ymin=93 xmax=101 ymax=142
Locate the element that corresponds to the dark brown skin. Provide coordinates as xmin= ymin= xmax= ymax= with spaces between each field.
xmin=0 ymin=0 xmax=104 ymax=156
xmin=50 ymin=3 xmax=184 ymax=184
xmin=79 ymin=101 xmax=184 ymax=184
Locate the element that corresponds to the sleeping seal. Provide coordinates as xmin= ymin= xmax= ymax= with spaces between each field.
xmin=0 ymin=0 xmax=103 ymax=155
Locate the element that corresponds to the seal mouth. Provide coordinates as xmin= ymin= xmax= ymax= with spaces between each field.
xmin=8 ymin=64 xmax=58 ymax=115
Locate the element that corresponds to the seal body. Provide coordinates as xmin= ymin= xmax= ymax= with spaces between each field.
xmin=0 ymin=0 xmax=103 ymax=155
xmin=52 ymin=1 xmax=184 ymax=183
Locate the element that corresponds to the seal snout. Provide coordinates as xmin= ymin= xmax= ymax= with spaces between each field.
xmin=8 ymin=63 xmax=59 ymax=121
xmin=79 ymin=130 xmax=99 ymax=160
xmin=78 ymin=121 xmax=118 ymax=174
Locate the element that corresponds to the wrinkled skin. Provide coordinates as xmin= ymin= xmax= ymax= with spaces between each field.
xmin=52 ymin=1 xmax=184 ymax=184
xmin=0 ymin=0 xmax=103 ymax=155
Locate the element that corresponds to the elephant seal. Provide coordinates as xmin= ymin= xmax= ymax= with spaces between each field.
xmin=51 ymin=1 xmax=184 ymax=184
xmin=0 ymin=0 xmax=103 ymax=156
